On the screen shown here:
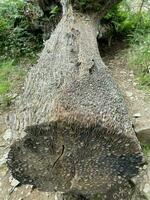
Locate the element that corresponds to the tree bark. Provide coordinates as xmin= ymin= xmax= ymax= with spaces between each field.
xmin=7 ymin=1 xmax=144 ymax=200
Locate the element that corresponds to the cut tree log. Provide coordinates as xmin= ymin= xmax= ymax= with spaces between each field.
xmin=7 ymin=0 xmax=144 ymax=199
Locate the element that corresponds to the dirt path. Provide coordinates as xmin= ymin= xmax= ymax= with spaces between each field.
xmin=102 ymin=41 xmax=150 ymax=145
xmin=0 ymin=41 xmax=150 ymax=199
xmin=100 ymin=40 xmax=150 ymax=117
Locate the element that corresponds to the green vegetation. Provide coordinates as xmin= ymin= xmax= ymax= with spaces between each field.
xmin=142 ymin=144 xmax=150 ymax=158
xmin=102 ymin=0 xmax=150 ymax=91
xmin=50 ymin=5 xmax=61 ymax=17
xmin=0 ymin=0 xmax=43 ymax=110
xmin=128 ymin=30 xmax=150 ymax=91
xmin=0 ymin=0 xmax=62 ymax=110
xmin=0 ymin=0 xmax=43 ymax=59
xmin=0 ymin=60 xmax=27 ymax=109
xmin=73 ymin=0 xmax=102 ymax=12
xmin=0 ymin=0 xmax=43 ymax=109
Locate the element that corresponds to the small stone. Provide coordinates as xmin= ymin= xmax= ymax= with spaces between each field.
xmin=0 ymin=157 xmax=6 ymax=166
xmin=133 ymin=82 xmax=137 ymax=86
xmin=26 ymin=191 xmax=31 ymax=197
xmin=143 ymin=183 xmax=150 ymax=193
xmin=130 ymin=97 xmax=134 ymax=101
xmin=130 ymin=70 xmax=134 ymax=74
xmin=3 ymin=129 xmax=13 ymax=142
xmin=26 ymin=185 xmax=30 ymax=189
xmin=129 ymin=74 xmax=134 ymax=78
xmin=0 ymin=152 xmax=9 ymax=166
xmin=126 ymin=91 xmax=133 ymax=97
xmin=11 ymin=93 xmax=18 ymax=99
xmin=9 ymin=177 xmax=20 ymax=188
xmin=134 ymin=121 xmax=150 ymax=144
xmin=46 ymin=192 xmax=49 ymax=196
xmin=143 ymin=165 xmax=147 ymax=170
xmin=133 ymin=113 xmax=142 ymax=118
xmin=120 ymin=71 xmax=126 ymax=74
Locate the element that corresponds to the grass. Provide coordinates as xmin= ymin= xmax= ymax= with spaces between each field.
xmin=0 ymin=59 xmax=27 ymax=110
xmin=102 ymin=0 xmax=150 ymax=92
xmin=126 ymin=7 xmax=150 ymax=91
xmin=142 ymin=144 xmax=150 ymax=158
xmin=127 ymin=32 xmax=150 ymax=91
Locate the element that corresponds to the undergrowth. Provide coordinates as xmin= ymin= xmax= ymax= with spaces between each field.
xmin=102 ymin=0 xmax=150 ymax=91
xmin=142 ymin=144 xmax=150 ymax=158
xmin=0 ymin=59 xmax=27 ymax=110
xmin=0 ymin=0 xmax=43 ymax=110
xmin=0 ymin=0 xmax=61 ymax=110
xmin=128 ymin=29 xmax=150 ymax=91
xmin=0 ymin=0 xmax=44 ymax=59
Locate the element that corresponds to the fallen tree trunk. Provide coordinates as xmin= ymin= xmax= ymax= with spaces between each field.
xmin=7 ymin=1 xmax=144 ymax=199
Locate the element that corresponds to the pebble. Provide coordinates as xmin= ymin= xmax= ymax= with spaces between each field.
xmin=133 ymin=113 xmax=142 ymax=118
xmin=9 ymin=176 xmax=20 ymax=187
xmin=143 ymin=183 xmax=150 ymax=193
xmin=120 ymin=71 xmax=126 ymax=74
xmin=135 ymin=125 xmax=150 ymax=144
xmin=130 ymin=97 xmax=134 ymax=100
xmin=26 ymin=191 xmax=32 ymax=197
xmin=133 ymin=82 xmax=138 ymax=86
xmin=143 ymin=165 xmax=148 ymax=170
xmin=3 ymin=129 xmax=13 ymax=142
xmin=126 ymin=91 xmax=133 ymax=97
xmin=0 ymin=152 xmax=9 ymax=166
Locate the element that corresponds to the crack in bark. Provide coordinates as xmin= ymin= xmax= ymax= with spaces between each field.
xmin=89 ymin=59 xmax=97 ymax=74
xmin=52 ymin=145 xmax=65 ymax=169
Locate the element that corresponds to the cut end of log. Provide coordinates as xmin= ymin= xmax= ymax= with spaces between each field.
xmin=7 ymin=120 xmax=144 ymax=198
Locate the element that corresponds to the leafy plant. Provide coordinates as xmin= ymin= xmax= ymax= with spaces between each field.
xmin=128 ymin=13 xmax=150 ymax=90
xmin=0 ymin=0 xmax=43 ymax=59
xmin=102 ymin=0 xmax=150 ymax=91
xmin=142 ymin=144 xmax=150 ymax=158
xmin=0 ymin=59 xmax=27 ymax=110
xmin=73 ymin=0 xmax=102 ymax=12
xmin=0 ymin=0 xmax=62 ymax=110
xmin=50 ymin=5 xmax=61 ymax=17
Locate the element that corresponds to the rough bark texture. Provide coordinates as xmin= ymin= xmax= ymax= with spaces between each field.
xmin=7 ymin=1 xmax=144 ymax=200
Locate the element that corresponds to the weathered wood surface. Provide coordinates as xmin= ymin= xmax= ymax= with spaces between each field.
xmin=7 ymin=1 xmax=144 ymax=199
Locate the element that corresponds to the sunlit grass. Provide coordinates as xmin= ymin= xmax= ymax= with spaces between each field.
xmin=142 ymin=144 xmax=150 ymax=158
xmin=0 ymin=59 xmax=26 ymax=109
xmin=128 ymin=33 xmax=150 ymax=91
